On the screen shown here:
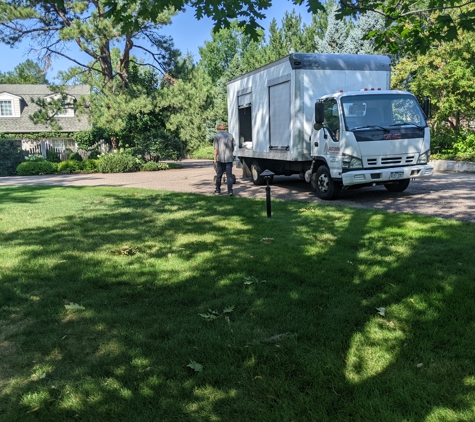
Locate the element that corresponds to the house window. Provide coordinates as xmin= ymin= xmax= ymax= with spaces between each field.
xmin=0 ymin=100 xmax=13 ymax=116
xmin=56 ymin=108 xmax=69 ymax=117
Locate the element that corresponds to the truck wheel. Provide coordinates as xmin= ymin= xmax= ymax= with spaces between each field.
xmin=251 ymin=160 xmax=266 ymax=185
xmin=384 ymin=179 xmax=410 ymax=192
xmin=312 ymin=166 xmax=340 ymax=200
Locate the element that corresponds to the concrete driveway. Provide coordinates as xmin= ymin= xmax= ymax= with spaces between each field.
xmin=1 ymin=159 xmax=475 ymax=223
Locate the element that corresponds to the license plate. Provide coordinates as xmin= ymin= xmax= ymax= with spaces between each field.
xmin=390 ymin=171 xmax=404 ymax=180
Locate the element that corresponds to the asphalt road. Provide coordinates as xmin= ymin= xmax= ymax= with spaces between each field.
xmin=1 ymin=159 xmax=475 ymax=223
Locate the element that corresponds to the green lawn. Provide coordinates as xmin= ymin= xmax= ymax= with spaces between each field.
xmin=1 ymin=185 xmax=475 ymax=421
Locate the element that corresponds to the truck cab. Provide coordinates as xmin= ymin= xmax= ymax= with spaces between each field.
xmin=309 ymin=90 xmax=433 ymax=199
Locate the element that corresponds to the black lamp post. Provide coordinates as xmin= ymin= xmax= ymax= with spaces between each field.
xmin=260 ymin=169 xmax=275 ymax=218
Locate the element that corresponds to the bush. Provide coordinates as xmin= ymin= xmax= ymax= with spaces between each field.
xmin=58 ymin=160 xmax=82 ymax=173
xmin=189 ymin=145 xmax=214 ymax=160
xmin=82 ymin=159 xmax=98 ymax=172
xmin=16 ymin=161 xmax=57 ymax=176
xmin=88 ymin=150 xmax=101 ymax=159
xmin=69 ymin=152 xmax=83 ymax=162
xmin=46 ymin=150 xmax=61 ymax=163
xmin=96 ymin=152 xmax=141 ymax=173
xmin=25 ymin=154 xmax=45 ymax=162
xmin=141 ymin=161 xmax=171 ymax=171
xmin=135 ymin=131 xmax=184 ymax=162
xmin=0 ymin=140 xmax=25 ymax=176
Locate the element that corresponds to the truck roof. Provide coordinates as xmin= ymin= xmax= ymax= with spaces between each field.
xmin=227 ymin=53 xmax=391 ymax=84
xmin=320 ymin=89 xmax=413 ymax=100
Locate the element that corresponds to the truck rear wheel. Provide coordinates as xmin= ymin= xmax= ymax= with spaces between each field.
xmin=384 ymin=179 xmax=410 ymax=192
xmin=312 ymin=166 xmax=340 ymax=200
xmin=250 ymin=160 xmax=266 ymax=185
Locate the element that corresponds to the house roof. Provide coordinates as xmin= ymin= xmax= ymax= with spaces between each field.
xmin=0 ymin=84 xmax=91 ymax=133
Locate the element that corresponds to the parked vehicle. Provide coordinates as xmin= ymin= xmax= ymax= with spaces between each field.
xmin=227 ymin=53 xmax=433 ymax=199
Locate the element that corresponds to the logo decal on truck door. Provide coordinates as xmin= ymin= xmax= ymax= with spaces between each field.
xmin=324 ymin=141 xmax=340 ymax=155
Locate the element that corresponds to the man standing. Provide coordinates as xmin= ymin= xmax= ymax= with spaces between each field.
xmin=213 ymin=123 xmax=236 ymax=196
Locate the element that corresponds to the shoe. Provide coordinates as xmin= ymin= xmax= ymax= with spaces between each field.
xmin=214 ymin=190 xmax=221 ymax=195
xmin=229 ymin=192 xmax=234 ymax=196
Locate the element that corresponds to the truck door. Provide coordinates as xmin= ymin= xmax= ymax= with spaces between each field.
xmin=312 ymin=99 xmax=341 ymax=169
xmin=269 ymin=81 xmax=291 ymax=149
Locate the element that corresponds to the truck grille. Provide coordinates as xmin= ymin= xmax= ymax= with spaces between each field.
xmin=365 ymin=155 xmax=416 ymax=167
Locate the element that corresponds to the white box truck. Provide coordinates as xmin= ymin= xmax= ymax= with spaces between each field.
xmin=227 ymin=53 xmax=433 ymax=199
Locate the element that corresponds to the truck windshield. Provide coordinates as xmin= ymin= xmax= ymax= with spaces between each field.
xmin=341 ymin=94 xmax=426 ymax=131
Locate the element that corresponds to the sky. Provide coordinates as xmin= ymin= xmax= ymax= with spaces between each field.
xmin=0 ymin=2 xmax=313 ymax=82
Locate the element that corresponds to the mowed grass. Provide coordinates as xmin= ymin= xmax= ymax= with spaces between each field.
xmin=1 ymin=185 xmax=475 ymax=422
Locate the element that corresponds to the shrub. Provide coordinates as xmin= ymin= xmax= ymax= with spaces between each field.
xmin=141 ymin=161 xmax=171 ymax=171
xmin=16 ymin=161 xmax=56 ymax=176
xmin=88 ymin=150 xmax=101 ymax=159
xmin=58 ymin=160 xmax=82 ymax=173
xmin=46 ymin=150 xmax=61 ymax=163
xmin=0 ymin=140 xmax=25 ymax=176
xmin=25 ymin=154 xmax=45 ymax=162
xmin=189 ymin=145 xmax=214 ymax=160
xmin=69 ymin=152 xmax=83 ymax=162
xmin=96 ymin=152 xmax=141 ymax=173
xmin=135 ymin=131 xmax=184 ymax=162
xmin=82 ymin=159 xmax=98 ymax=172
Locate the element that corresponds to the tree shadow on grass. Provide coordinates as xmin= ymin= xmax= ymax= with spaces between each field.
xmin=0 ymin=186 xmax=475 ymax=421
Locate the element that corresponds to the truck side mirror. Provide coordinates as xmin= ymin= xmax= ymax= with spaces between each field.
xmin=315 ymin=102 xmax=324 ymax=124
xmin=423 ymin=97 xmax=431 ymax=119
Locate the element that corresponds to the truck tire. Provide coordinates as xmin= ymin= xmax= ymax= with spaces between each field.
xmin=384 ymin=179 xmax=410 ymax=192
xmin=250 ymin=160 xmax=266 ymax=185
xmin=312 ymin=166 xmax=340 ymax=200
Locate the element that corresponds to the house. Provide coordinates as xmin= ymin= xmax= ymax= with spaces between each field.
xmin=0 ymin=84 xmax=91 ymax=155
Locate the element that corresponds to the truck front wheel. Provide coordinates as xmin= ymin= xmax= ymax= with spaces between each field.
xmin=250 ymin=160 xmax=267 ymax=185
xmin=312 ymin=166 xmax=340 ymax=200
xmin=384 ymin=179 xmax=410 ymax=192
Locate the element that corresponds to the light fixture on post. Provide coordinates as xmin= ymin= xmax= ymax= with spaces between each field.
xmin=260 ymin=169 xmax=275 ymax=218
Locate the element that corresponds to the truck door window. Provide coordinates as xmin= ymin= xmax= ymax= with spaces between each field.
xmin=391 ymin=98 xmax=424 ymax=125
xmin=323 ymin=99 xmax=340 ymax=141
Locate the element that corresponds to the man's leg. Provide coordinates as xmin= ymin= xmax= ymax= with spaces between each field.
xmin=225 ymin=162 xmax=233 ymax=194
xmin=215 ymin=162 xmax=224 ymax=193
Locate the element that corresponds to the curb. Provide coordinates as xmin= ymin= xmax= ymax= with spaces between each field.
xmin=431 ymin=160 xmax=475 ymax=173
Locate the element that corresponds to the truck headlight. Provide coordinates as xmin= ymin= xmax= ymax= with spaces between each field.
xmin=342 ymin=154 xmax=363 ymax=169
xmin=417 ymin=150 xmax=430 ymax=164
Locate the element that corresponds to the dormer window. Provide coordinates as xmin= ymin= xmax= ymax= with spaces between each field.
xmin=45 ymin=93 xmax=75 ymax=117
xmin=0 ymin=100 xmax=13 ymax=116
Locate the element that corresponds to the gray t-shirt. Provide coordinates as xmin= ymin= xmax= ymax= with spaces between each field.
xmin=213 ymin=131 xmax=236 ymax=163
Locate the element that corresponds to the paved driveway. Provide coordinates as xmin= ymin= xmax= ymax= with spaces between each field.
xmin=1 ymin=159 xmax=475 ymax=223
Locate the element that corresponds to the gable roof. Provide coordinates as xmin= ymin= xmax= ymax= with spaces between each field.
xmin=0 ymin=92 xmax=23 ymax=99
xmin=0 ymin=84 xmax=91 ymax=134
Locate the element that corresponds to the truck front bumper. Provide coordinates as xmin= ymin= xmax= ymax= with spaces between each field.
xmin=341 ymin=164 xmax=434 ymax=187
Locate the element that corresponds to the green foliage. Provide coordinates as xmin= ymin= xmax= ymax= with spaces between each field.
xmin=0 ymin=140 xmax=25 ymax=176
xmin=141 ymin=161 xmax=170 ymax=171
xmin=24 ymin=154 xmax=45 ymax=162
xmin=82 ymin=159 xmax=98 ymax=172
xmin=16 ymin=160 xmax=56 ymax=175
xmin=0 ymin=132 xmax=74 ymax=140
xmin=73 ymin=127 xmax=109 ymax=150
xmin=189 ymin=144 xmax=214 ymax=160
xmin=0 ymin=59 xmax=49 ymax=84
xmin=46 ymin=149 xmax=61 ymax=163
xmin=69 ymin=152 xmax=83 ymax=162
xmin=135 ymin=131 xmax=184 ymax=161
xmin=393 ymin=30 xmax=475 ymax=135
xmin=96 ymin=152 xmax=141 ymax=173
xmin=431 ymin=127 xmax=475 ymax=161
xmin=57 ymin=160 xmax=81 ymax=173
xmin=88 ymin=150 xmax=101 ymax=159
